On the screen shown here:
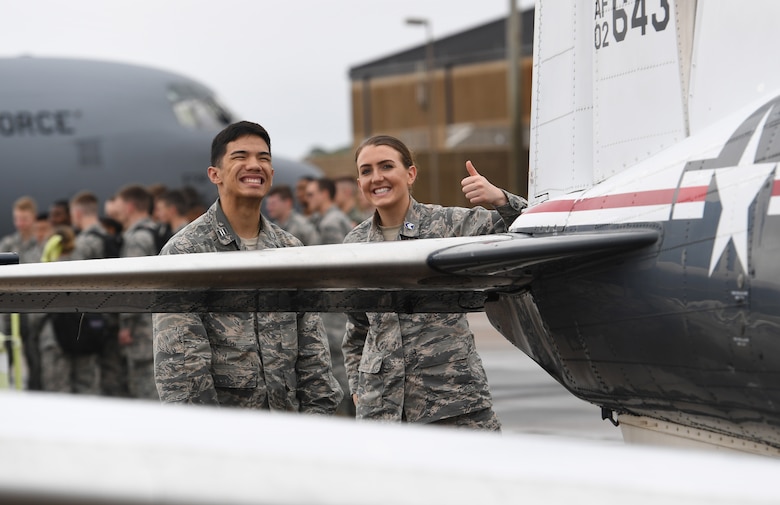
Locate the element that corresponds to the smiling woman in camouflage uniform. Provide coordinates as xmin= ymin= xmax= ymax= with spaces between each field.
xmin=343 ymin=135 xmax=526 ymax=429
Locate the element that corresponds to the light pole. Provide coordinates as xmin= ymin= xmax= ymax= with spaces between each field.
xmin=507 ymin=0 xmax=524 ymax=197
xmin=405 ymin=17 xmax=440 ymax=203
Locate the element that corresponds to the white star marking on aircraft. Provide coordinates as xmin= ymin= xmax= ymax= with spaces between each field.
xmin=708 ymin=108 xmax=776 ymax=275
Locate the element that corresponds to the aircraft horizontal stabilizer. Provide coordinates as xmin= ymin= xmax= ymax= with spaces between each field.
xmin=430 ymin=228 xmax=659 ymax=276
xmin=0 ymin=229 xmax=658 ymax=314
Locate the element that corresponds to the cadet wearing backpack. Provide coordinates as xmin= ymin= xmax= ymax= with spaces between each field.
xmin=114 ymin=184 xmax=160 ymax=401
xmin=70 ymin=191 xmax=116 ymax=261
xmin=64 ymin=191 xmax=122 ymax=395
xmin=136 ymin=221 xmax=172 ymax=255
xmin=67 ymin=191 xmax=116 ymax=357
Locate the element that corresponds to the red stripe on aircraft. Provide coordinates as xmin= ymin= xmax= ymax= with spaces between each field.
xmin=676 ymin=186 xmax=709 ymax=203
xmin=571 ymin=189 xmax=676 ymax=211
xmin=524 ymin=200 xmax=577 ymax=214
xmin=525 ymin=186 xmax=709 ymax=214
xmin=773 ymin=180 xmax=780 ymax=196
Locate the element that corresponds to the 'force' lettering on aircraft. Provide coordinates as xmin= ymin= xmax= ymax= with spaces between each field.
xmin=0 ymin=110 xmax=79 ymax=137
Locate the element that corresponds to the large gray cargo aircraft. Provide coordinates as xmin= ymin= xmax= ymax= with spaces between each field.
xmin=0 ymin=57 xmax=320 ymax=235
xmin=3 ymin=1 xmax=780 ymax=501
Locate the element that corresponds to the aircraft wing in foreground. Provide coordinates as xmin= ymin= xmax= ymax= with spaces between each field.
xmin=0 ymin=230 xmax=657 ymax=313
xmin=1 ymin=391 xmax=779 ymax=505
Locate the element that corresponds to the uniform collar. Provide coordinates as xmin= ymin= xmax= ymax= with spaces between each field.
xmin=213 ymin=198 xmax=275 ymax=247
xmin=399 ymin=197 xmax=423 ymax=238
xmin=370 ymin=196 xmax=422 ymax=240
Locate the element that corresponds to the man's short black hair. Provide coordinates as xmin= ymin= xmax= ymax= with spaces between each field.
xmin=210 ymin=121 xmax=271 ymax=167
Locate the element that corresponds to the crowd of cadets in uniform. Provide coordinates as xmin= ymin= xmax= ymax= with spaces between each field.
xmin=0 ymin=176 xmax=372 ymax=398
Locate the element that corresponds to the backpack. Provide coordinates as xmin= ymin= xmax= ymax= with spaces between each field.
xmin=137 ymin=222 xmax=172 ymax=254
xmin=87 ymin=229 xmax=123 ymax=258
xmin=52 ymin=228 xmax=122 ymax=354
xmin=50 ymin=312 xmax=111 ymax=355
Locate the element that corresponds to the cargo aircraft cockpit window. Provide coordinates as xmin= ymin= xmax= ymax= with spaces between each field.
xmin=167 ymin=84 xmax=233 ymax=130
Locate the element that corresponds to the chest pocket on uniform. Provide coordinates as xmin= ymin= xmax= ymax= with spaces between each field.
xmin=358 ymin=352 xmax=383 ymax=374
xmin=278 ymin=313 xmax=298 ymax=350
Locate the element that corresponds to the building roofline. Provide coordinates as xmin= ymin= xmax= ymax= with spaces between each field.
xmin=348 ymin=9 xmax=534 ymax=81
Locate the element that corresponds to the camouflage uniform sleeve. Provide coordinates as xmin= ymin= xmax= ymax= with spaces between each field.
xmin=494 ymin=191 xmax=527 ymax=228
xmin=295 ymin=311 xmax=344 ymax=414
xmin=343 ymin=311 xmax=370 ymax=395
xmin=153 ymin=230 xmax=218 ymax=404
xmin=452 ymin=190 xmax=527 ymax=237
xmin=153 ymin=311 xmax=218 ymax=404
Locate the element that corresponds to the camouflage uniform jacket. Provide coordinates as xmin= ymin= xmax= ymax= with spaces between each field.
xmin=153 ymin=199 xmax=343 ymax=413
xmin=121 ymin=217 xmax=158 ymax=258
xmin=0 ymin=232 xmax=40 ymax=264
xmin=119 ymin=217 xmax=159 ymax=362
xmin=342 ymin=192 xmax=526 ymax=423
xmin=70 ymin=222 xmax=108 ymax=261
xmin=280 ymin=210 xmax=321 ymax=246
xmin=313 ymin=206 xmax=353 ymax=245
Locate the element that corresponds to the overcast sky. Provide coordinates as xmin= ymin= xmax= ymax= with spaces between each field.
xmin=1 ymin=1 xmax=533 ymax=161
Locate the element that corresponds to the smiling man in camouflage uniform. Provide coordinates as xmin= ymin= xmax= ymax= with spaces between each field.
xmin=152 ymin=121 xmax=342 ymax=412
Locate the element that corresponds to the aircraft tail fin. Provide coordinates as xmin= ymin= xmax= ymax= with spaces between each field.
xmin=529 ymin=0 xmax=695 ymax=205
xmin=529 ymin=0 xmax=780 ymax=206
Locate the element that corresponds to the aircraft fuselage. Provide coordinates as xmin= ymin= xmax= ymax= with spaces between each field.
xmin=495 ymin=94 xmax=780 ymax=448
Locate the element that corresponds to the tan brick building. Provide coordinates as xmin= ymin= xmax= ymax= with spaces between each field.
xmin=307 ymin=10 xmax=534 ymax=206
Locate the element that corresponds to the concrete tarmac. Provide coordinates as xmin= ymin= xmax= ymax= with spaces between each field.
xmin=468 ymin=312 xmax=623 ymax=442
